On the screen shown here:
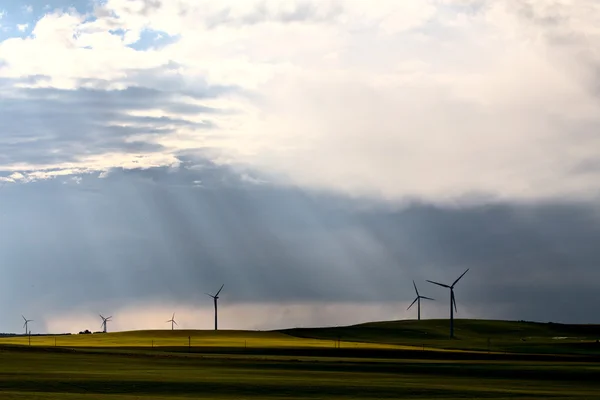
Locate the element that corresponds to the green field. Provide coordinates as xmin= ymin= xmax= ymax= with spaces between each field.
xmin=0 ymin=329 xmax=408 ymax=350
xmin=284 ymin=318 xmax=600 ymax=355
xmin=1 ymin=319 xmax=599 ymax=399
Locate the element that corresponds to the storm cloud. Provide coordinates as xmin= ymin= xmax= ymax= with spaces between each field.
xmin=0 ymin=163 xmax=599 ymax=332
xmin=0 ymin=78 xmax=231 ymax=167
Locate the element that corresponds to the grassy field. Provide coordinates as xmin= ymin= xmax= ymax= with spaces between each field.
xmin=284 ymin=319 xmax=600 ymax=355
xmin=0 ymin=330 xmax=410 ymax=350
xmin=1 ymin=319 xmax=599 ymax=399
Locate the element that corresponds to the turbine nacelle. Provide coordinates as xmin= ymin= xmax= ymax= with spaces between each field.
xmin=22 ymin=315 xmax=33 ymax=333
xmin=167 ymin=313 xmax=178 ymax=329
xmin=407 ymin=281 xmax=434 ymax=320
xmin=206 ymin=284 xmax=224 ymax=300
xmin=99 ymin=314 xmax=112 ymax=332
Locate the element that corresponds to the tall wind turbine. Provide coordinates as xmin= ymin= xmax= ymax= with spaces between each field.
xmin=427 ymin=269 xmax=469 ymax=338
xmin=166 ymin=313 xmax=178 ymax=330
xmin=22 ymin=315 xmax=33 ymax=335
xmin=99 ymin=314 xmax=112 ymax=333
xmin=407 ymin=280 xmax=434 ymax=321
xmin=206 ymin=284 xmax=224 ymax=331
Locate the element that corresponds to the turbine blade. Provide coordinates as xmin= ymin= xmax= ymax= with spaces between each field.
xmin=23 ymin=322 xmax=26 ymax=328
xmin=421 ymin=296 xmax=435 ymax=301
xmin=412 ymin=280 xmax=419 ymax=296
xmin=22 ymin=315 xmax=26 ymax=321
xmin=205 ymin=293 xmax=215 ymax=298
xmin=407 ymin=297 xmax=419 ymax=310
xmin=99 ymin=314 xmax=104 ymax=319
xmin=426 ymin=280 xmax=450 ymax=288
xmin=174 ymin=321 xmax=178 ymax=326
xmin=452 ymin=292 xmax=458 ymax=313
xmin=452 ymin=268 xmax=470 ymax=287
xmin=215 ymin=284 xmax=224 ymax=297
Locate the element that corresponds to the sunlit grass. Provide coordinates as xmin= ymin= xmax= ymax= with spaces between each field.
xmin=0 ymin=330 xmax=426 ymax=350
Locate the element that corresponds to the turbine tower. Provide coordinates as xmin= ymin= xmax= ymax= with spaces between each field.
xmin=427 ymin=269 xmax=469 ymax=338
xmin=99 ymin=314 xmax=112 ymax=333
xmin=407 ymin=280 xmax=434 ymax=321
xmin=166 ymin=313 xmax=178 ymax=330
xmin=22 ymin=315 xmax=33 ymax=335
xmin=206 ymin=284 xmax=224 ymax=331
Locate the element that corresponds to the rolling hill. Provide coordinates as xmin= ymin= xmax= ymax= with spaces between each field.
xmin=282 ymin=319 xmax=600 ymax=354
xmin=1 ymin=319 xmax=599 ymax=356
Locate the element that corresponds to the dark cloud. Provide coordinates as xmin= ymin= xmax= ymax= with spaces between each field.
xmin=0 ymin=77 xmax=231 ymax=165
xmin=1 ymin=162 xmax=600 ymax=331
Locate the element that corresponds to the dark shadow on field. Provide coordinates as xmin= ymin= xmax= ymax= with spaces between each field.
xmin=145 ymin=346 xmax=600 ymax=362
xmin=281 ymin=320 xmax=600 ymax=356
xmin=1 ymin=346 xmax=599 ymax=398
xmin=281 ymin=320 xmax=600 ymax=340
xmin=2 ymin=343 xmax=600 ymax=362
xmin=0 ymin=378 xmax=558 ymax=399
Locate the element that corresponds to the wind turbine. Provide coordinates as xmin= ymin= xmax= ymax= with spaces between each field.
xmin=427 ymin=269 xmax=469 ymax=338
xmin=22 ymin=315 xmax=33 ymax=335
xmin=99 ymin=314 xmax=112 ymax=333
xmin=206 ymin=284 xmax=224 ymax=331
xmin=166 ymin=313 xmax=178 ymax=330
xmin=407 ymin=280 xmax=434 ymax=321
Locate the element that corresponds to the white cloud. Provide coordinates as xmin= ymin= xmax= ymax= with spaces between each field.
xmin=9 ymin=172 xmax=24 ymax=180
xmin=64 ymin=176 xmax=82 ymax=185
xmin=0 ymin=0 xmax=600 ymax=202
xmin=16 ymin=23 xmax=28 ymax=32
xmin=23 ymin=5 xmax=33 ymax=14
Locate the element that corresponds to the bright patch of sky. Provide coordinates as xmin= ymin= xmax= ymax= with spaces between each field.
xmin=0 ymin=0 xmax=175 ymax=50
xmin=108 ymin=26 xmax=180 ymax=51
xmin=127 ymin=28 xmax=179 ymax=51
xmin=0 ymin=1 xmax=83 ymax=38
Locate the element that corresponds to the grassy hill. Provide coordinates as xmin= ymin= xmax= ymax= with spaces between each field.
xmin=282 ymin=319 xmax=600 ymax=355
xmin=1 ymin=319 xmax=599 ymax=356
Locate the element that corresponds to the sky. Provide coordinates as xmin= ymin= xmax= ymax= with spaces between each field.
xmin=0 ymin=0 xmax=599 ymax=333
